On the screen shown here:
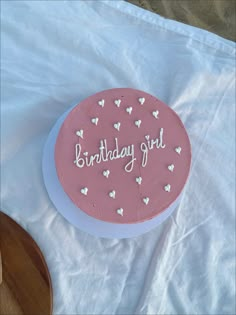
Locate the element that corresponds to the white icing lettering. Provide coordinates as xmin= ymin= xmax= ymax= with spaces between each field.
xmin=124 ymin=157 xmax=136 ymax=173
xmin=159 ymin=128 xmax=166 ymax=148
xmin=74 ymin=138 xmax=136 ymax=173
xmin=140 ymin=128 xmax=166 ymax=167
xmin=74 ymin=129 xmax=166 ymax=172
xmin=74 ymin=144 xmax=85 ymax=168
xmin=140 ymin=142 xmax=148 ymax=167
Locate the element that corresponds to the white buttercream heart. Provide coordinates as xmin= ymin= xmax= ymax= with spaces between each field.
xmin=109 ymin=190 xmax=116 ymax=199
xmin=114 ymin=122 xmax=121 ymax=131
xmin=145 ymin=135 xmax=149 ymax=140
xmin=103 ymin=170 xmax=110 ymax=178
xmin=83 ymin=152 xmax=88 ymax=156
xmin=164 ymin=184 xmax=171 ymax=192
xmin=98 ymin=99 xmax=105 ymax=107
xmin=152 ymin=110 xmax=159 ymax=119
xmin=138 ymin=97 xmax=145 ymax=105
xmin=81 ymin=187 xmax=88 ymax=195
xmin=143 ymin=197 xmax=149 ymax=205
xmin=168 ymin=164 xmax=174 ymax=172
xmin=175 ymin=146 xmax=182 ymax=155
xmin=114 ymin=99 xmax=121 ymax=107
xmin=76 ymin=129 xmax=83 ymax=138
xmin=135 ymin=120 xmax=141 ymax=128
xmin=117 ymin=208 xmax=123 ymax=216
xmin=126 ymin=107 xmax=132 ymax=115
xmin=91 ymin=117 xmax=99 ymax=125
xmin=135 ymin=177 xmax=142 ymax=185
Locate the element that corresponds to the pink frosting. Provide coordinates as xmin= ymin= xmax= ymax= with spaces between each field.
xmin=55 ymin=88 xmax=191 ymax=224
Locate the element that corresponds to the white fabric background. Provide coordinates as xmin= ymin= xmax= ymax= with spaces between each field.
xmin=1 ymin=1 xmax=235 ymax=314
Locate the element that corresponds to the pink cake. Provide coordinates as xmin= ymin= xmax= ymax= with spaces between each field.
xmin=55 ymin=88 xmax=191 ymax=224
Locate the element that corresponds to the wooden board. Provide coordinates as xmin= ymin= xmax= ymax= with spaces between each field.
xmin=0 ymin=211 xmax=52 ymax=315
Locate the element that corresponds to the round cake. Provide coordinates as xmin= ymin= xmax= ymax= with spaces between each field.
xmin=55 ymin=88 xmax=191 ymax=224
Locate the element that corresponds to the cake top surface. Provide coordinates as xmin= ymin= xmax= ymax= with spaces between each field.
xmin=55 ymin=88 xmax=191 ymax=224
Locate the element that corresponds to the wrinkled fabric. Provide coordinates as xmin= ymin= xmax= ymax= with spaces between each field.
xmin=1 ymin=1 xmax=235 ymax=314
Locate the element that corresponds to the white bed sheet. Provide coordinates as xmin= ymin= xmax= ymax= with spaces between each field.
xmin=1 ymin=1 xmax=235 ymax=314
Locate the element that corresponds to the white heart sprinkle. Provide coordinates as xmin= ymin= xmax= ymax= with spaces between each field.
xmin=135 ymin=177 xmax=142 ymax=185
xmin=143 ymin=197 xmax=149 ymax=205
xmin=76 ymin=130 xmax=83 ymax=138
xmin=91 ymin=117 xmax=99 ymax=125
xmin=98 ymin=99 xmax=105 ymax=107
xmin=103 ymin=170 xmax=110 ymax=178
xmin=117 ymin=208 xmax=123 ymax=216
xmin=114 ymin=99 xmax=121 ymax=107
xmin=138 ymin=97 xmax=145 ymax=105
xmin=175 ymin=146 xmax=182 ymax=155
xmin=83 ymin=152 xmax=88 ymax=156
xmin=114 ymin=122 xmax=121 ymax=131
xmin=168 ymin=164 xmax=174 ymax=172
xmin=109 ymin=190 xmax=116 ymax=199
xmin=126 ymin=107 xmax=132 ymax=115
xmin=135 ymin=120 xmax=141 ymax=128
xmin=164 ymin=184 xmax=171 ymax=192
xmin=81 ymin=187 xmax=88 ymax=195
xmin=145 ymin=135 xmax=149 ymax=140
xmin=152 ymin=110 xmax=159 ymax=119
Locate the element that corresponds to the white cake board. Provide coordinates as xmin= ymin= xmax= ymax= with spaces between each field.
xmin=42 ymin=105 xmax=180 ymax=239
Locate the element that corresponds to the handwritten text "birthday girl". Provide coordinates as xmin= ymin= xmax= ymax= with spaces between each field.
xmin=74 ymin=128 xmax=166 ymax=173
